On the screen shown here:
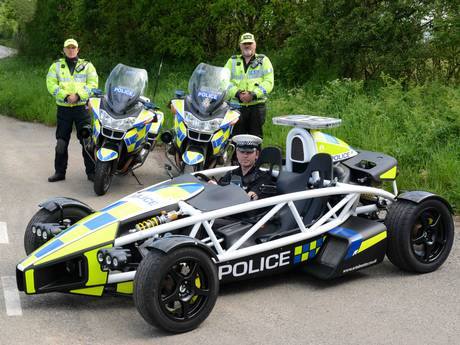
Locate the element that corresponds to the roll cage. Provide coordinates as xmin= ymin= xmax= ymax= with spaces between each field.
xmin=107 ymin=157 xmax=395 ymax=285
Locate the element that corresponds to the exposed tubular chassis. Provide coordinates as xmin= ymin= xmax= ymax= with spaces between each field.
xmin=106 ymin=168 xmax=395 ymax=285
xmin=17 ymin=113 xmax=455 ymax=334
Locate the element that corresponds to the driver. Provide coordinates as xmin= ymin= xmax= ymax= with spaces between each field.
xmin=213 ymin=134 xmax=274 ymax=200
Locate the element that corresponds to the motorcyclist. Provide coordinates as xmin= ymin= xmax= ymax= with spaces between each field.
xmin=224 ymin=33 xmax=274 ymax=138
xmin=46 ymin=38 xmax=98 ymax=182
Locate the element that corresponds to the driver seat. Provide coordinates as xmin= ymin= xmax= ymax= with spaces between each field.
xmin=257 ymin=153 xmax=333 ymax=243
xmin=255 ymin=146 xmax=282 ymax=178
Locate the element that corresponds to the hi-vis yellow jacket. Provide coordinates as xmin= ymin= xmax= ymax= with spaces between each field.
xmin=46 ymin=58 xmax=98 ymax=107
xmin=224 ymin=54 xmax=274 ymax=106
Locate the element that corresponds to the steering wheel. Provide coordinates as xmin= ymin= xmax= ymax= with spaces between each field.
xmin=194 ymin=173 xmax=211 ymax=182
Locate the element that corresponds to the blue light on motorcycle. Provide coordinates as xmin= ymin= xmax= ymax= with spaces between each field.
xmin=174 ymin=90 xmax=185 ymax=98
xmin=91 ymin=88 xmax=103 ymax=97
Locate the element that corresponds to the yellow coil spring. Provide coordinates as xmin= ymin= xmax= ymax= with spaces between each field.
xmin=135 ymin=211 xmax=167 ymax=231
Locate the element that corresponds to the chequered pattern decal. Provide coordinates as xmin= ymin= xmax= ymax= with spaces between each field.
xmin=211 ymin=127 xmax=231 ymax=154
xmin=175 ymin=116 xmax=187 ymax=148
xmin=293 ymin=237 xmax=326 ymax=264
xmin=124 ymin=125 xmax=148 ymax=153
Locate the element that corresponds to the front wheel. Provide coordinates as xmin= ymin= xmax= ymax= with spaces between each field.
xmin=134 ymin=247 xmax=219 ymax=333
xmin=384 ymin=198 xmax=454 ymax=273
xmin=24 ymin=206 xmax=91 ymax=255
xmin=182 ymin=162 xmax=204 ymax=174
xmin=94 ymin=160 xmax=114 ymax=196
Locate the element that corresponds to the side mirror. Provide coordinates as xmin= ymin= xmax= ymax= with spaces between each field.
xmin=78 ymin=124 xmax=92 ymax=139
xmin=144 ymin=102 xmax=159 ymax=110
xmin=160 ymin=130 xmax=173 ymax=144
xmin=91 ymin=88 xmax=103 ymax=97
xmin=229 ymin=102 xmax=241 ymax=110
xmin=139 ymin=97 xmax=158 ymax=110
xmin=174 ymin=90 xmax=185 ymax=99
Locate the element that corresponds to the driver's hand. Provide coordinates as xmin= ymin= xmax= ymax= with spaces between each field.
xmin=208 ymin=179 xmax=218 ymax=185
xmin=248 ymin=191 xmax=258 ymax=200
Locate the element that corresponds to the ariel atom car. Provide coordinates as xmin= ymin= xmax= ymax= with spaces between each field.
xmin=16 ymin=115 xmax=454 ymax=333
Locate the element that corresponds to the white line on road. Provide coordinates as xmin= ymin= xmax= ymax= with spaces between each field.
xmin=0 ymin=222 xmax=8 ymax=243
xmin=2 ymin=276 xmax=22 ymax=316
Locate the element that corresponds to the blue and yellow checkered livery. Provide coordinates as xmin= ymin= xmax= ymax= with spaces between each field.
xmin=293 ymin=237 xmax=326 ymax=264
xmin=89 ymin=97 xmax=163 ymax=153
xmin=312 ymin=130 xmax=357 ymax=162
xmin=211 ymin=110 xmax=240 ymax=154
xmin=18 ymin=182 xmax=204 ymax=296
xmin=171 ymin=99 xmax=187 ymax=148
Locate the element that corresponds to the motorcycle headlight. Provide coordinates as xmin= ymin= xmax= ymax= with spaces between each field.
xmin=183 ymin=111 xmax=223 ymax=133
xmin=99 ymin=109 xmax=137 ymax=132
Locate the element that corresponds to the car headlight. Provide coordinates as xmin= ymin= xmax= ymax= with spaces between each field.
xmin=99 ymin=109 xmax=137 ymax=132
xmin=183 ymin=111 xmax=223 ymax=133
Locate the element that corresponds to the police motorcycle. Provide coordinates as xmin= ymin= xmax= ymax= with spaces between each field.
xmin=84 ymin=64 xmax=164 ymax=195
xmin=161 ymin=63 xmax=240 ymax=174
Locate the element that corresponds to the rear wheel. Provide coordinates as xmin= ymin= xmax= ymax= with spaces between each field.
xmin=24 ymin=206 xmax=91 ymax=255
xmin=384 ymin=199 xmax=454 ymax=273
xmin=134 ymin=247 xmax=219 ymax=333
xmin=94 ymin=160 xmax=113 ymax=196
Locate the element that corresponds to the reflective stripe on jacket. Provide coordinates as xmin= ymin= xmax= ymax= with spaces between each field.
xmin=46 ymin=58 xmax=98 ymax=107
xmin=224 ymin=54 xmax=274 ymax=106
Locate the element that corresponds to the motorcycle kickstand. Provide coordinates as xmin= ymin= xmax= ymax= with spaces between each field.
xmin=131 ymin=171 xmax=143 ymax=186
xmin=164 ymin=164 xmax=174 ymax=179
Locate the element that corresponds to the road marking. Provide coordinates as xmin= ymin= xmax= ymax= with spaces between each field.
xmin=0 ymin=222 xmax=8 ymax=243
xmin=2 ymin=276 xmax=22 ymax=316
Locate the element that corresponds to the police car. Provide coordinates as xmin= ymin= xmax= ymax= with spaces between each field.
xmin=16 ymin=115 xmax=454 ymax=333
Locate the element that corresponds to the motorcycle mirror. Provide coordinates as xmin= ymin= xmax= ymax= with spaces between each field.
xmin=174 ymin=90 xmax=185 ymax=98
xmin=78 ymin=124 xmax=92 ymax=139
xmin=91 ymin=88 xmax=103 ymax=97
xmin=229 ymin=102 xmax=241 ymax=110
xmin=160 ymin=131 xmax=173 ymax=144
xmin=142 ymin=101 xmax=159 ymax=110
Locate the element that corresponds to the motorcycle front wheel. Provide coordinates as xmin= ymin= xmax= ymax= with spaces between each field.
xmin=94 ymin=160 xmax=114 ymax=196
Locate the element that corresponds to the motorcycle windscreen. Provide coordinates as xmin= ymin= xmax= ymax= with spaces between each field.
xmin=188 ymin=63 xmax=230 ymax=116
xmin=105 ymin=63 xmax=148 ymax=114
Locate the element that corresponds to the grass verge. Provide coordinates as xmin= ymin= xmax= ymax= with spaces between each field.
xmin=0 ymin=57 xmax=458 ymax=208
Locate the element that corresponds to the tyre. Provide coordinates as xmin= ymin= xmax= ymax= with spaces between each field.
xmin=182 ymin=163 xmax=203 ymax=174
xmin=384 ymin=198 xmax=454 ymax=273
xmin=134 ymin=247 xmax=219 ymax=333
xmin=24 ymin=206 xmax=91 ymax=255
xmin=94 ymin=160 xmax=113 ymax=196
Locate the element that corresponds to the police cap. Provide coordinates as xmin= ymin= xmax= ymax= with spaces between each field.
xmin=239 ymin=33 xmax=255 ymax=44
xmin=232 ymin=134 xmax=262 ymax=153
xmin=64 ymin=38 xmax=78 ymax=48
